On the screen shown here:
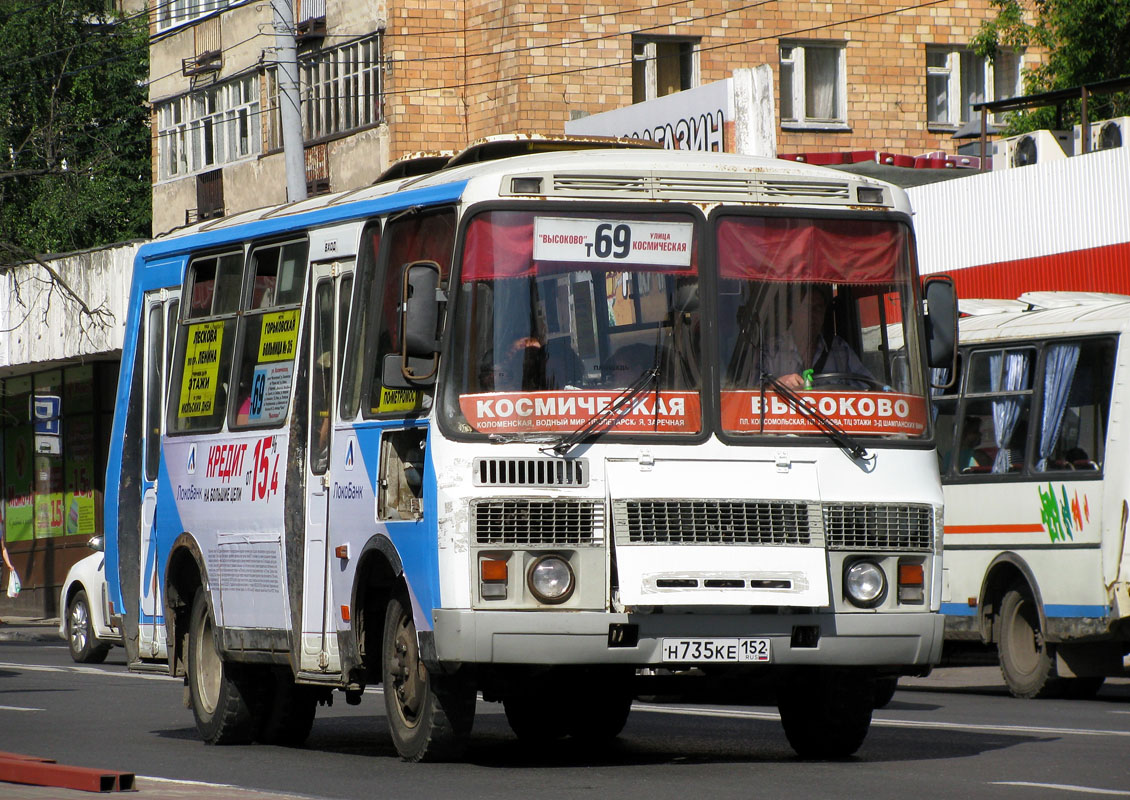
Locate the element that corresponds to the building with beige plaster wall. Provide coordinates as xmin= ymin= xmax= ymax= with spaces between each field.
xmin=148 ymin=0 xmax=1025 ymax=235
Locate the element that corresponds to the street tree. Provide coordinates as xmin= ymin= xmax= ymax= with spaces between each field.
xmin=0 ymin=0 xmax=149 ymax=320
xmin=973 ymin=0 xmax=1130 ymax=133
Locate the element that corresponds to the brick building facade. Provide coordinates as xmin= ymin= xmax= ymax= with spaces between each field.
xmin=148 ymin=0 xmax=1024 ymax=235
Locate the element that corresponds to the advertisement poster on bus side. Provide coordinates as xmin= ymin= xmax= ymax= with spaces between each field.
xmin=720 ymin=390 xmax=928 ymax=435
xmin=178 ymin=321 xmax=224 ymax=417
xmin=460 ymin=391 xmax=702 ymax=434
xmin=258 ymin=310 xmax=300 ymax=362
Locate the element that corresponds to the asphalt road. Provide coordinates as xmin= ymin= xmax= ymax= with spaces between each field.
xmin=1 ymin=632 xmax=1128 ymax=800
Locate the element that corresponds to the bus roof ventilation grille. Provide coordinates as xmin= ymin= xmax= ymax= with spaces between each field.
xmin=473 ymin=457 xmax=588 ymax=488
xmin=552 ymin=174 xmax=649 ymax=195
xmin=823 ymin=503 xmax=934 ymax=551
xmin=759 ymin=180 xmax=851 ymax=201
xmin=615 ymin=499 xmax=817 ymax=545
xmin=473 ymin=498 xmax=600 ymax=546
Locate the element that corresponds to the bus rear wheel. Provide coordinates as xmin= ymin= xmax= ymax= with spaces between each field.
xmin=382 ymin=595 xmax=474 ymax=761
xmin=187 ymin=588 xmax=256 ymax=745
xmin=777 ymin=668 xmax=874 ymax=759
xmin=998 ymin=583 xmax=1059 ymax=698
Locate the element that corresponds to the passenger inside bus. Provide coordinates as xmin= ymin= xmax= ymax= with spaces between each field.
xmin=956 ymin=416 xmax=992 ymax=472
xmin=763 ymin=284 xmax=872 ymax=391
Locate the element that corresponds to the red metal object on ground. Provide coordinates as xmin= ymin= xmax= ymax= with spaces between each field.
xmin=0 ymin=751 xmax=135 ymax=793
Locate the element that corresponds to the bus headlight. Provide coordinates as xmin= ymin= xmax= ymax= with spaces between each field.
xmin=527 ymin=555 xmax=575 ymax=604
xmin=844 ymin=560 xmax=886 ymax=608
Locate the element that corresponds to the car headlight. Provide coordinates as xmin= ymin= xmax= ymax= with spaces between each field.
xmin=844 ymin=560 xmax=886 ymax=608
xmin=527 ymin=555 xmax=575 ymax=604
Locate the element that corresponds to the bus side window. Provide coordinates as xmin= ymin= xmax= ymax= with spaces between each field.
xmin=1036 ymin=338 xmax=1114 ymax=473
xmin=933 ymin=354 xmax=961 ymax=477
xmin=168 ymin=252 xmax=243 ymax=434
xmin=363 ymin=209 xmax=455 ymax=418
xmin=340 ymin=224 xmax=380 ymax=420
xmin=962 ymin=348 xmax=1035 ymax=476
xmin=231 ymin=240 xmax=308 ymax=429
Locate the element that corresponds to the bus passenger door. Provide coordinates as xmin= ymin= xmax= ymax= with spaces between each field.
xmin=300 ymin=261 xmax=353 ymax=673
xmin=139 ymin=290 xmax=179 ymax=660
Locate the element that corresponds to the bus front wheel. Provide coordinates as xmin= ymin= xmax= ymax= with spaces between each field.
xmin=381 ymin=595 xmax=474 ymax=761
xmin=777 ymin=668 xmax=873 ymax=759
xmin=998 ymin=583 xmax=1058 ymax=698
xmin=187 ymin=588 xmax=256 ymax=744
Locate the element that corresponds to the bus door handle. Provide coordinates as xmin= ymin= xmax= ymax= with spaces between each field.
xmin=312 ymin=474 xmax=329 ymax=496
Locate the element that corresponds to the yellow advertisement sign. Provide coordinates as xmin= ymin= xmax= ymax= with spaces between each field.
xmin=375 ymin=386 xmax=422 ymax=414
xmin=178 ymin=321 xmax=224 ymax=417
xmin=258 ymin=310 xmax=300 ymax=363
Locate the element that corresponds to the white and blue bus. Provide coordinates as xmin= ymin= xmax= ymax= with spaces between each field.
xmin=105 ymin=136 xmax=957 ymax=760
xmin=934 ymin=292 xmax=1130 ymax=698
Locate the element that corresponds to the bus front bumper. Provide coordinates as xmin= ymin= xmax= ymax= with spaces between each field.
xmin=430 ymin=609 xmax=944 ymax=668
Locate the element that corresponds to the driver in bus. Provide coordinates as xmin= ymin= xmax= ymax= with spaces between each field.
xmin=764 ymin=283 xmax=872 ymax=391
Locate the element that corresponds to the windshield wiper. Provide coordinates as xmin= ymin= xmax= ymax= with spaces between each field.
xmin=760 ymin=372 xmax=870 ymax=462
xmin=541 ymin=366 xmax=660 ymax=457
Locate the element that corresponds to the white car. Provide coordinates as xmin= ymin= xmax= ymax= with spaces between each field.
xmin=58 ymin=537 xmax=122 ymax=663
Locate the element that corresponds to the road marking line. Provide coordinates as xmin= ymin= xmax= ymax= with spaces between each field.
xmin=992 ymin=781 xmax=1130 ymax=796
xmin=140 ymin=775 xmax=327 ymax=799
xmin=0 ymin=705 xmax=44 ymax=712
xmin=0 ymin=662 xmax=178 ymax=682
xmin=633 ymin=703 xmax=1130 ymax=738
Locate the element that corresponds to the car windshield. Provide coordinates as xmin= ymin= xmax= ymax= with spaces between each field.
xmin=714 ymin=214 xmax=930 ymax=439
xmin=441 ymin=208 xmax=703 ymax=438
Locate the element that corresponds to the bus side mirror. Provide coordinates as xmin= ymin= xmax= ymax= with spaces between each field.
xmin=384 ymin=260 xmax=443 ymax=387
xmin=924 ymin=275 xmax=958 ymax=381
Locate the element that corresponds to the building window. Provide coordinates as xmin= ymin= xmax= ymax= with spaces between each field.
xmin=632 ymin=37 xmax=698 ymax=103
xmin=926 ymin=46 xmax=1021 ymax=128
xmin=157 ymin=0 xmax=246 ymax=33
xmin=156 ymin=75 xmax=261 ymax=181
xmin=779 ymin=42 xmax=847 ymax=128
xmin=268 ymin=34 xmax=384 ymax=147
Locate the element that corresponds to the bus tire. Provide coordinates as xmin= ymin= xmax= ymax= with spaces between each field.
xmin=566 ymin=669 xmax=634 ymax=742
xmin=382 ymin=595 xmax=474 ymax=761
xmin=187 ymin=588 xmax=256 ymax=745
xmin=998 ymin=583 xmax=1060 ymax=699
xmin=777 ymin=668 xmax=873 ymax=759
xmin=255 ymin=669 xmax=318 ymax=746
xmin=873 ymin=676 xmax=899 ymax=709
xmin=66 ymin=589 xmax=111 ymax=664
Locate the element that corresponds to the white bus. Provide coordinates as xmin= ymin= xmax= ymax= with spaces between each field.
xmin=105 ymin=136 xmax=957 ymax=760
xmin=934 ymin=292 xmax=1130 ymax=697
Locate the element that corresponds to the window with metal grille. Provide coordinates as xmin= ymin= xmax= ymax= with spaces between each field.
xmin=156 ymin=75 xmax=261 ymax=181
xmin=267 ymin=34 xmax=383 ymax=148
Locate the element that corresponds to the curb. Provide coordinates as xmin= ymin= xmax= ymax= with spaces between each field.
xmin=0 ymin=619 xmax=61 ymax=644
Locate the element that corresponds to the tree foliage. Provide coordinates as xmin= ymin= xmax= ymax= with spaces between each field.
xmin=0 ymin=0 xmax=150 ymax=263
xmin=973 ymin=0 xmax=1130 ymax=133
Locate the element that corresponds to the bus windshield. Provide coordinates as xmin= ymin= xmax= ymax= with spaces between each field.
xmin=715 ymin=214 xmax=929 ymax=440
xmin=443 ymin=208 xmax=703 ymax=437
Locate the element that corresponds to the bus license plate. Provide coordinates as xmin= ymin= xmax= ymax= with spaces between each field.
xmin=661 ymin=638 xmax=771 ymax=663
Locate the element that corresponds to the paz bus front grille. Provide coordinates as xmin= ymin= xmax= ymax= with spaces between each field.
xmin=823 ymin=503 xmax=934 ymax=551
xmin=614 ymin=499 xmax=817 ymax=545
xmin=472 ymin=498 xmax=600 ymax=546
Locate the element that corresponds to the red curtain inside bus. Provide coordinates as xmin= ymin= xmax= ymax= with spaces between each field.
xmin=716 ymin=217 xmax=906 ymax=284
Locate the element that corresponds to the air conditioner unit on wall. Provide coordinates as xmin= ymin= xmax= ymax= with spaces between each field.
xmin=1072 ymin=117 xmax=1130 ymax=154
xmin=991 ymin=130 xmax=1072 ymax=170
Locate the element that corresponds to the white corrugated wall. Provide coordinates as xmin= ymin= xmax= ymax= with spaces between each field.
xmin=907 ymin=145 xmax=1130 ymax=275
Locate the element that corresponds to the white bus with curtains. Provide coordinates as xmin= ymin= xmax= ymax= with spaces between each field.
xmin=104 ymin=136 xmax=957 ymax=761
